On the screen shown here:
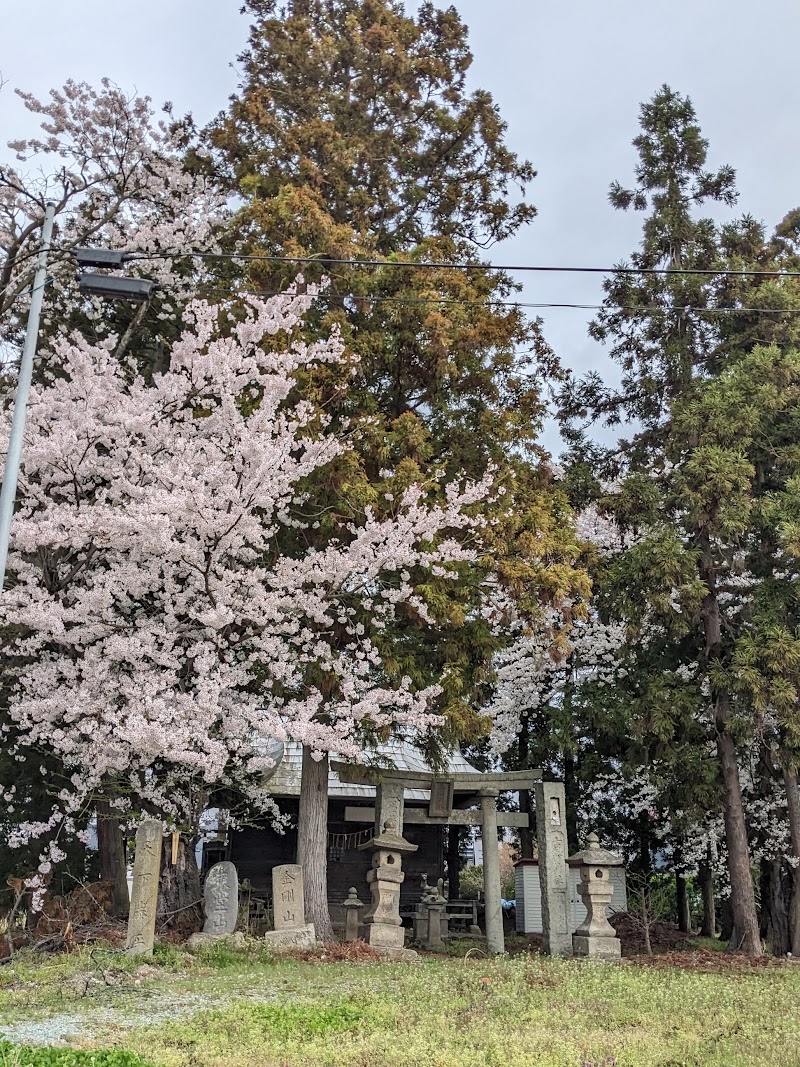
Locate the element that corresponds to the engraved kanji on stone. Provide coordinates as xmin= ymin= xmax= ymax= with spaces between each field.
xmin=272 ymin=864 xmax=305 ymax=930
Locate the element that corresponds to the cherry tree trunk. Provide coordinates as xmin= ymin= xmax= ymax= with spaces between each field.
xmin=95 ymin=799 xmax=129 ymax=919
xmin=716 ymin=727 xmax=762 ymax=955
xmin=782 ymin=763 xmax=800 ymax=956
xmin=157 ymin=835 xmax=202 ymax=935
xmin=297 ymin=746 xmax=335 ymax=943
xmin=699 ymin=859 xmax=716 ymax=938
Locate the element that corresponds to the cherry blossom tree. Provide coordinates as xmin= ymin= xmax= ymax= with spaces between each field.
xmin=0 ymin=78 xmax=227 ymax=361
xmin=0 ymin=286 xmax=491 ymax=934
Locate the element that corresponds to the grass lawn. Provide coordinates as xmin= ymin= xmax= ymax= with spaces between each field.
xmin=1 ymin=939 xmax=798 ymax=1067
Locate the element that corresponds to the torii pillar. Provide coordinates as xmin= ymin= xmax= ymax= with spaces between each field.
xmin=480 ymin=787 xmax=504 ymax=954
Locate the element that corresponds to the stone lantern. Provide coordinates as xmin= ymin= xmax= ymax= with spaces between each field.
xmin=567 ymin=832 xmax=623 ymax=959
xmin=358 ymin=820 xmax=418 ymax=951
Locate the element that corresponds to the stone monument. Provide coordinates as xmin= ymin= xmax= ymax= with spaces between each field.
xmin=126 ymin=819 xmax=162 ymax=956
xmin=568 ymin=832 xmax=623 ymax=959
xmin=535 ymin=781 xmax=572 ymax=957
xmin=187 ymin=861 xmax=241 ymax=950
xmin=359 ymin=820 xmax=417 ymax=954
xmin=343 ymin=886 xmax=364 ymax=942
xmin=203 ymin=861 xmax=239 ymax=935
xmin=264 ymin=863 xmax=315 ymax=950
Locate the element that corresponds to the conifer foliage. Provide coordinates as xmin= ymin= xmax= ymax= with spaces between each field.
xmin=560 ymin=86 xmax=800 ymax=956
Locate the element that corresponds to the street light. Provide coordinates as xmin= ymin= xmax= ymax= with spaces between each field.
xmin=78 ymin=273 xmax=156 ymax=302
xmin=0 ymin=202 xmax=56 ymax=594
xmin=74 ymin=247 xmax=157 ymax=302
xmin=0 ymin=234 xmax=157 ymax=594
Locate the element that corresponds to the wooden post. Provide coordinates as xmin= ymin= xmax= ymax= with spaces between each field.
xmin=480 ymin=788 xmax=504 ymax=955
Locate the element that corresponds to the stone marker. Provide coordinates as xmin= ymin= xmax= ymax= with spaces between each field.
xmin=264 ymin=863 xmax=315 ymax=950
xmin=343 ymin=886 xmax=363 ymax=942
xmin=203 ymin=861 xmax=239 ymax=935
xmin=568 ymin=832 xmax=623 ymax=960
xmin=126 ymin=819 xmax=162 ymax=956
xmin=535 ymin=781 xmax=572 ymax=957
xmin=272 ymin=863 xmax=304 ymax=929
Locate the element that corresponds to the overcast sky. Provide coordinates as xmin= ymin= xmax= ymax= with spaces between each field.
xmin=2 ymin=0 xmax=799 ymax=452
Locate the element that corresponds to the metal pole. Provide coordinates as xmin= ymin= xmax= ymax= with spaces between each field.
xmin=0 ymin=201 xmax=56 ymax=593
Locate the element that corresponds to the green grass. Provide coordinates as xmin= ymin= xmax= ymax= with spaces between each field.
xmin=1 ymin=943 xmax=799 ymax=1067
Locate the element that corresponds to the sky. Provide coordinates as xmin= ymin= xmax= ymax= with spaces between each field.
xmin=2 ymin=0 xmax=799 ymax=452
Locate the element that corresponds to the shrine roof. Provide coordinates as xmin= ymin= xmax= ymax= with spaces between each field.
xmin=265 ymin=739 xmax=480 ymax=800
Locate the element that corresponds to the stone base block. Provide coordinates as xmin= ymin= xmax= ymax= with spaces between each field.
xmin=364 ymin=922 xmax=405 ymax=949
xmin=263 ymin=923 xmax=317 ymax=952
xmin=371 ymin=945 xmax=419 ymax=961
xmin=543 ymin=932 xmax=574 ymax=958
xmin=186 ymin=931 xmax=246 ymax=951
xmin=572 ymin=934 xmax=621 ymax=959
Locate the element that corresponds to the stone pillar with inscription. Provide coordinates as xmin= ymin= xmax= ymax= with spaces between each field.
xmin=203 ymin=861 xmax=239 ymax=935
xmin=125 ymin=819 xmax=162 ymax=956
xmin=187 ymin=861 xmax=242 ymax=950
xmin=273 ymin=863 xmax=304 ymax=929
xmin=535 ymin=781 xmax=572 ymax=957
xmin=359 ymin=820 xmax=417 ymax=953
xmin=264 ymin=863 xmax=316 ymax=950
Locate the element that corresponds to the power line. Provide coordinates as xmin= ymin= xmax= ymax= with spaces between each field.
xmin=128 ymin=249 xmax=800 ymax=279
xmin=186 ymin=284 xmax=800 ymax=315
xmin=0 ymin=278 xmax=56 ymax=305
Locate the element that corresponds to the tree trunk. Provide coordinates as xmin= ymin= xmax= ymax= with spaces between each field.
xmin=758 ymin=864 xmax=771 ymax=942
xmin=719 ymin=895 xmax=734 ymax=942
xmin=782 ymin=762 xmax=800 ymax=955
xmin=699 ymin=857 xmax=716 ymax=938
xmin=640 ymin=885 xmax=652 ymax=955
xmin=701 ymin=561 xmax=761 ymax=955
xmin=95 ymin=799 xmax=129 ymax=919
xmin=676 ymin=872 xmax=692 ymax=934
xmin=157 ymin=835 xmax=202 ymax=934
xmin=564 ymin=751 xmax=580 ymax=854
xmin=297 ymin=746 xmax=335 ymax=943
xmin=447 ymin=825 xmax=463 ymax=898
xmin=517 ymin=714 xmax=535 ymax=859
xmin=766 ymin=858 xmax=790 ymax=956
xmin=716 ymin=726 xmax=762 ymax=955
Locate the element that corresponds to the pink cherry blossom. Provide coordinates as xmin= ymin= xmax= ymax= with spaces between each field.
xmin=1 ymin=289 xmax=490 ymax=851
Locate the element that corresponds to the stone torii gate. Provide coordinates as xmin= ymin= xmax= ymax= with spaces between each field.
xmin=332 ymin=761 xmax=569 ymax=955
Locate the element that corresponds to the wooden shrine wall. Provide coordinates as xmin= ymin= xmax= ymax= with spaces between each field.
xmin=227 ymin=798 xmax=444 ymax=907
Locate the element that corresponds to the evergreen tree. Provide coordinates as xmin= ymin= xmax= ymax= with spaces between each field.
xmin=209 ymin=0 xmax=587 ymax=938
xmin=560 ymin=85 xmax=800 ymax=955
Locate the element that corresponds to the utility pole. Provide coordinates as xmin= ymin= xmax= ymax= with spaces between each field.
xmin=0 ymin=201 xmax=56 ymax=593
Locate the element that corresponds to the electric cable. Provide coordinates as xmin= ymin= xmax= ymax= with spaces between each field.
xmin=125 ymin=249 xmax=800 ymax=280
